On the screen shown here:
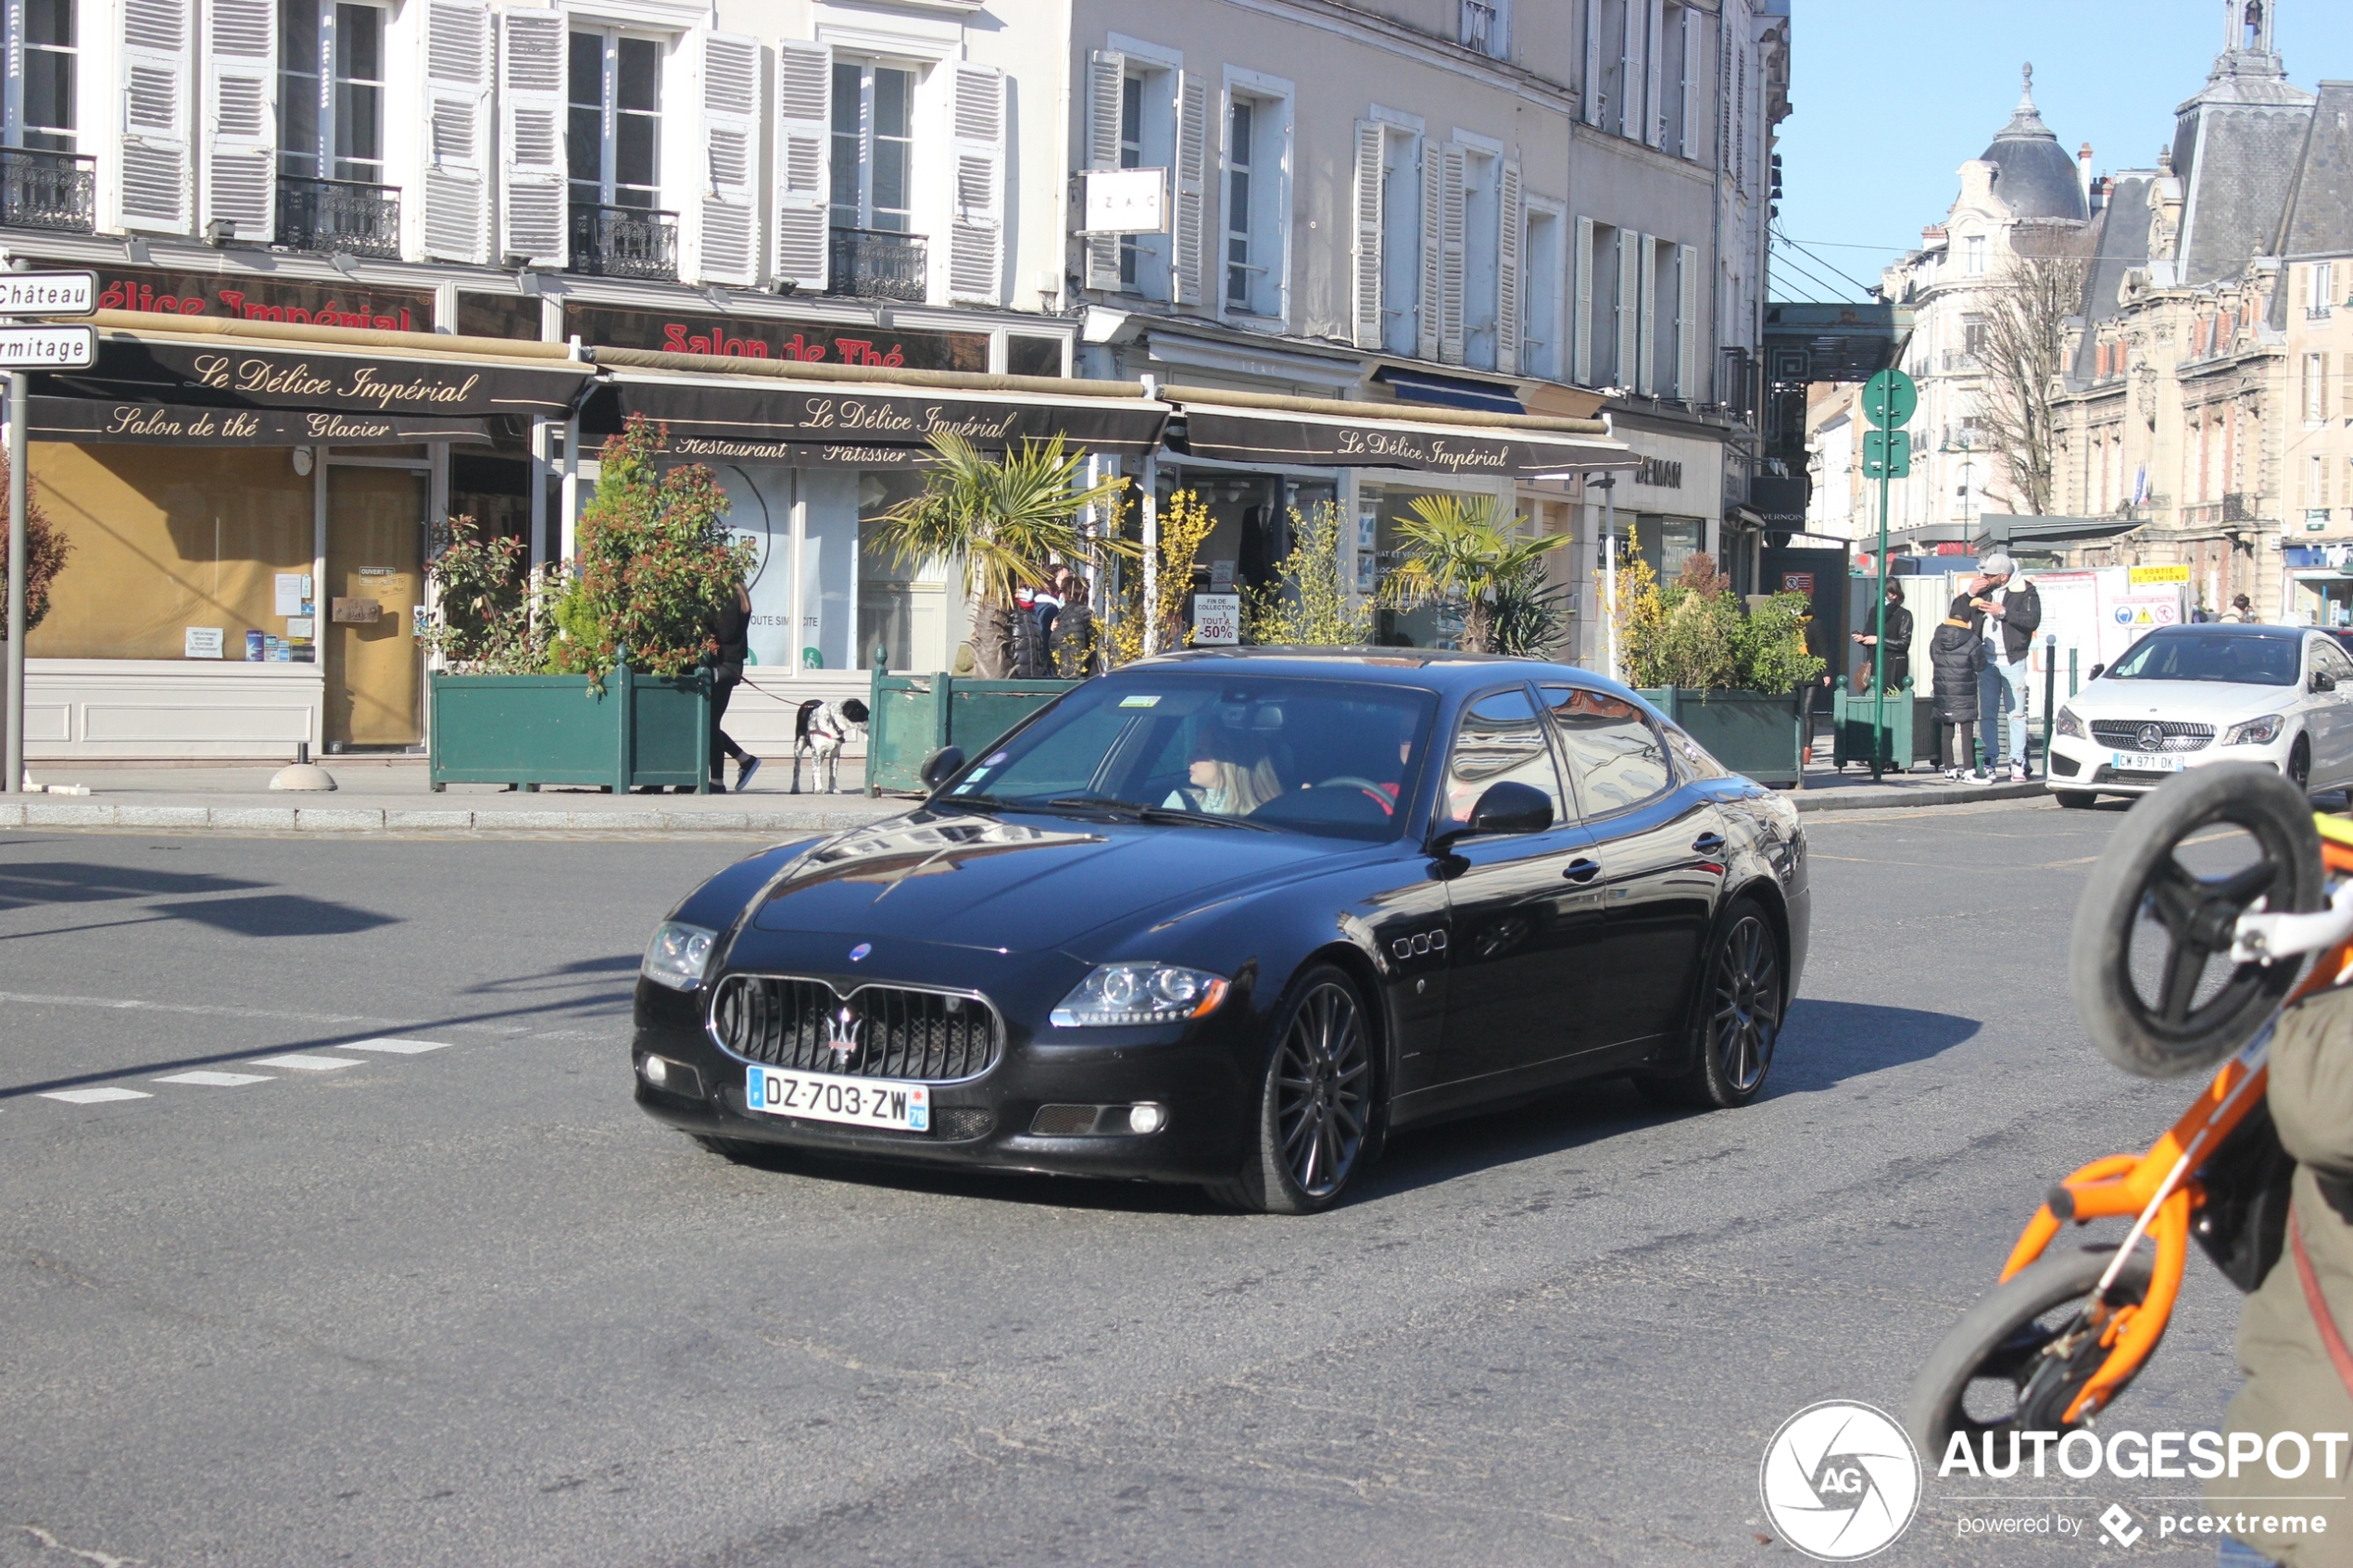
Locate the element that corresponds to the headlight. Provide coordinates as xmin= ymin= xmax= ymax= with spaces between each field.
xmin=2224 ymin=713 xmax=2287 ymax=746
xmin=642 ymin=921 xmax=718 ymax=991
xmin=1051 ymin=963 xmax=1230 ymax=1027
xmin=2055 ymin=706 xmax=2084 ymax=739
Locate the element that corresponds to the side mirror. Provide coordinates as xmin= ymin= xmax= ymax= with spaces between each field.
xmin=920 ymin=746 xmax=966 ymax=790
xmin=2313 ymin=671 xmax=2337 ymax=695
xmin=1434 ymin=780 xmax=1554 ymax=850
xmin=2087 ymin=662 xmax=2107 ymax=683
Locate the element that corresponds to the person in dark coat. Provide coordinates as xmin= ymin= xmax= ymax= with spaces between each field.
xmin=1851 ymin=581 xmax=1914 ymax=693
xmin=707 ymin=582 xmax=758 ymax=793
xmin=1008 ymin=583 xmax=1052 ymax=678
xmin=1930 ymin=595 xmax=1985 ymax=778
xmin=1049 ymin=574 xmax=1101 ymax=678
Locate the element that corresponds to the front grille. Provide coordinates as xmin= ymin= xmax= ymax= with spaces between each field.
xmin=711 ymin=975 xmax=1002 ymax=1083
xmin=2090 ymin=720 xmax=2214 ymax=753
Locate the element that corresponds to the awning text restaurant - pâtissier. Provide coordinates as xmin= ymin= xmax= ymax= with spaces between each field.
xmin=20 ymin=312 xmax=1629 ymax=762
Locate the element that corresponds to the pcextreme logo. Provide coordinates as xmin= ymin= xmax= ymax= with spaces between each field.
xmin=1760 ymin=1401 xmax=1923 ymax=1561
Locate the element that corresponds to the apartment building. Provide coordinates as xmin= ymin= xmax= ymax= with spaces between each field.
xmin=12 ymin=0 xmax=1778 ymax=759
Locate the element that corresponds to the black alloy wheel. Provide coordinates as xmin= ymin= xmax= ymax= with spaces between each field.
xmin=1639 ymin=899 xmax=1784 ymax=1110
xmin=2289 ymin=734 xmax=2312 ymax=795
xmin=1213 ymin=965 xmax=1374 ymax=1214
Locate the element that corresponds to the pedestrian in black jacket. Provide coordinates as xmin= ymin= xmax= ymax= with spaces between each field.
xmin=707 ymin=583 xmax=758 ymax=793
xmin=1851 ymin=581 xmax=1914 ymax=692
xmin=1930 ymin=595 xmax=1985 ymax=778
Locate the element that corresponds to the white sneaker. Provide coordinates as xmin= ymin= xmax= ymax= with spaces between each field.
xmin=2010 ymin=761 xmax=2030 ymax=783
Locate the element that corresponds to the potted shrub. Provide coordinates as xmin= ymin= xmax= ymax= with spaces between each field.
xmin=1617 ymin=551 xmax=1824 ymax=787
xmin=1378 ymin=494 xmax=1566 ymax=654
xmin=424 ymin=416 xmax=751 ymax=793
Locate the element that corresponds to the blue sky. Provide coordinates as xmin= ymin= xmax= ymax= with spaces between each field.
xmin=1770 ymin=0 xmax=2353 ymax=302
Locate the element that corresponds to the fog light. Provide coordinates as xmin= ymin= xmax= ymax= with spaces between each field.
xmin=1128 ymin=1103 xmax=1165 ymax=1135
xmin=642 ymin=1055 xmax=668 ymax=1085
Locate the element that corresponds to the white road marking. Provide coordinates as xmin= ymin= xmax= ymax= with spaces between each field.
xmin=155 ymin=1071 xmax=274 ymax=1087
xmin=341 ymin=1038 xmax=453 ymax=1055
xmin=248 ymin=1053 xmax=364 ymax=1072
xmin=38 ymin=1087 xmax=153 ymax=1105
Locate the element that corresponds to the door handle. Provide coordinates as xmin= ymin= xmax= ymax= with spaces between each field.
xmin=1692 ymin=832 xmax=1727 ymax=854
xmin=1562 ymin=858 xmax=1601 ymax=883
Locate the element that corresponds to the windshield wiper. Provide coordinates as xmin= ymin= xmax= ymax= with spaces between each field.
xmin=1043 ymin=795 xmax=1277 ymax=832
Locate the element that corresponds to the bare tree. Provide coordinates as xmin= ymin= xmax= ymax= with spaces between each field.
xmin=1976 ymin=245 xmax=2088 ymax=517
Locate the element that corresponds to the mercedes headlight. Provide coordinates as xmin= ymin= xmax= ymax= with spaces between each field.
xmin=1051 ymin=963 xmax=1230 ymax=1027
xmin=2224 ymin=713 xmax=2287 ymax=746
xmin=642 ymin=921 xmax=718 ymax=991
xmin=2055 ymin=706 xmax=2085 ymax=739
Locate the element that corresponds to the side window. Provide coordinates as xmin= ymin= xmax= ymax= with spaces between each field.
xmin=1657 ymin=719 xmax=1730 ymax=781
xmin=1444 ymin=689 xmax=1567 ymax=828
xmin=1541 ymin=684 xmax=1673 ymax=814
xmin=2314 ymin=640 xmax=2353 ymax=684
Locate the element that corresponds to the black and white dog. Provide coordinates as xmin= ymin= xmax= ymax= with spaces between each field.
xmin=791 ymin=697 xmax=869 ymax=793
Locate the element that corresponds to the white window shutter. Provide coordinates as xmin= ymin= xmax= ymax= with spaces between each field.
xmin=1416 ymin=140 xmax=1441 ymax=361
xmin=1636 ymin=233 xmax=1657 ymax=395
xmin=1581 ymin=2 xmax=1602 ymax=126
xmin=1083 ymin=50 xmax=1125 ymax=293
xmin=1171 ymin=70 xmax=1209 ymax=307
xmin=1680 ymin=6 xmax=1701 ymax=158
xmin=119 ymin=0 xmax=195 ymax=232
xmin=1438 ymin=144 xmax=1466 ymax=365
xmin=1494 ymin=159 xmax=1523 ymax=376
xmin=773 ymin=38 xmax=832 ymax=291
xmin=686 ymin=29 xmax=759 ymax=285
xmin=422 ymin=0 xmax=491 ymax=264
xmin=1644 ymin=0 xmax=1666 ymax=147
xmin=200 ymin=0 xmax=275 ymax=241
xmin=1573 ymin=215 xmax=1593 ymax=384
xmin=1619 ymin=0 xmax=1643 ymax=139
xmin=1676 ymin=243 xmax=1698 ymax=396
xmin=1352 ymin=120 xmax=1384 ymax=350
xmin=497 ymin=7 xmax=565 ymax=269
xmin=947 ymin=62 xmax=1006 ymax=305
xmin=1615 ymin=229 xmax=1640 ymax=386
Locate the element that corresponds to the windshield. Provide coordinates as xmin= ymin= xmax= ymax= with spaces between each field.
xmin=938 ymin=674 xmax=1439 ymax=841
xmin=2105 ymin=632 xmax=2302 ymax=687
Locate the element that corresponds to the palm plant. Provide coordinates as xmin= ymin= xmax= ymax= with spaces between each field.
xmin=873 ymin=433 xmax=1131 ymax=677
xmin=1380 ymin=494 xmax=1566 ymax=654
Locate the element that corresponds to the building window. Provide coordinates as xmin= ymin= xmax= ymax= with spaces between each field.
xmin=1117 ymin=75 xmax=1143 ymax=286
xmin=1225 ymin=97 xmax=1257 ymax=307
xmin=2312 ymin=261 xmax=2335 ymax=317
xmin=1964 ymin=234 xmax=1986 ymax=275
xmin=279 ymin=1 xmax=384 ymax=183
xmin=1378 ymin=127 xmax=1421 ymax=358
xmin=830 ymin=60 xmax=914 ymax=234
xmin=569 ymin=30 xmax=661 ymax=212
xmin=1524 ymin=206 xmax=1563 ymax=381
xmin=1460 ymin=0 xmax=1506 ymax=57
xmin=2309 ymin=353 xmax=2331 ymax=423
xmin=17 ymin=0 xmax=76 ymax=153
xmin=1461 ymin=150 xmax=1499 ymax=370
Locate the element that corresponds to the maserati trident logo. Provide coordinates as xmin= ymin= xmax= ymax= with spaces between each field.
xmin=825 ymin=1005 xmax=862 ymax=1067
xmin=2137 ymin=722 xmax=2167 ymax=752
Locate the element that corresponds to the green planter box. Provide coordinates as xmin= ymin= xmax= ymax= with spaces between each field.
xmin=1829 ymin=678 xmax=1936 ymax=772
xmin=865 ymin=651 xmax=1078 ymax=796
xmin=1637 ymin=686 xmax=1807 ymax=788
xmin=429 ymin=666 xmax=713 ymax=792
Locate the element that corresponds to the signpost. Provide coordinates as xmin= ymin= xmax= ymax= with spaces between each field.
xmin=1860 ymin=368 xmax=1916 ymax=784
xmin=2 ymin=270 xmax=94 ymax=796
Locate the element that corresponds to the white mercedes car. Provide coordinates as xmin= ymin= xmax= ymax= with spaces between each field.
xmin=2048 ymin=624 xmax=2353 ymax=807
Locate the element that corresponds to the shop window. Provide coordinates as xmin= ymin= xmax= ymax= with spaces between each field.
xmin=1361 ymin=481 xmax=1515 ymax=649
xmin=279 ymin=0 xmax=384 ymax=183
xmin=569 ymin=29 xmax=662 ymax=212
xmin=455 ymin=292 xmax=543 ymax=342
xmin=15 ymin=0 xmax=77 ymax=153
xmin=830 ymin=59 xmax=916 ymax=234
xmin=1007 ymin=335 xmax=1064 ymax=377
xmin=857 ymin=470 xmax=942 ymax=673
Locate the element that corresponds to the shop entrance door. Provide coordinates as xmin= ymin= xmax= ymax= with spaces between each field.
xmin=325 ymin=463 xmax=431 ymax=748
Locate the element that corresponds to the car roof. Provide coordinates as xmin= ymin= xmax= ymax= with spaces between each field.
xmin=1129 ymin=646 xmax=1626 ymax=695
xmin=2145 ymin=624 xmax=2309 ymax=638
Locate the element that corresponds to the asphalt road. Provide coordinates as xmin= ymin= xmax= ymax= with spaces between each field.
xmin=0 ymin=805 xmax=2267 ymax=1566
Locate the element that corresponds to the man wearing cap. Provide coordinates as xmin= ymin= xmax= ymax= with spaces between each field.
xmin=1969 ymin=554 xmax=2042 ymax=783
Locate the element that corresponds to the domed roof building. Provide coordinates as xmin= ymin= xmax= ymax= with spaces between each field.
xmin=1979 ymin=68 xmax=2088 ymax=224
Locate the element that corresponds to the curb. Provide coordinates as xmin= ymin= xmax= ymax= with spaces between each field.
xmin=1790 ymin=780 xmax=2049 ymax=814
xmin=0 ymin=800 xmax=898 ymax=835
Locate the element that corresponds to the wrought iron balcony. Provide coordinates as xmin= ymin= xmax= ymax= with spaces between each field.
xmin=0 ymin=148 xmax=94 ymax=234
xmin=827 ymin=226 xmax=926 ymax=302
xmin=570 ymin=203 xmax=678 ymax=281
xmin=275 ymin=175 xmax=401 ymax=258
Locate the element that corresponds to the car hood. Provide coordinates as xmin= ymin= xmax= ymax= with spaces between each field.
xmin=2071 ymin=680 xmax=2296 ymax=721
xmin=748 ymin=807 xmax=1357 ymax=954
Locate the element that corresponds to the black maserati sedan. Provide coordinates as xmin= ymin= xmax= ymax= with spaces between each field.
xmin=632 ymin=650 xmax=1809 ymax=1212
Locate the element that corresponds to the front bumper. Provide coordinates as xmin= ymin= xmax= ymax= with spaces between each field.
xmin=2045 ymin=730 xmax=2291 ymax=795
xmin=631 ymin=972 xmax=1260 ymax=1185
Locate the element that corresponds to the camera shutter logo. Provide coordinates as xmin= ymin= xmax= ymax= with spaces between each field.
xmin=1758 ymin=1401 xmax=1920 ymax=1561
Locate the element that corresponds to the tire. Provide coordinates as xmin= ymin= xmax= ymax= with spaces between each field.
xmin=1906 ymin=1247 xmax=2156 ymax=1457
xmin=2068 ymin=761 xmax=2321 ymax=1079
xmin=2055 ymin=789 xmax=2099 ymax=809
xmin=1638 ymin=898 xmax=1786 ymax=1110
xmin=1208 ymin=965 xmax=1377 ymax=1215
xmin=2290 ymin=734 xmax=2312 ymax=795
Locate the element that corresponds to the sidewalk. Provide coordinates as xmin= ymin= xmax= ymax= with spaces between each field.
xmin=1788 ymin=735 xmax=2048 ymax=814
xmin=4 ymin=758 xmax=911 ymax=836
